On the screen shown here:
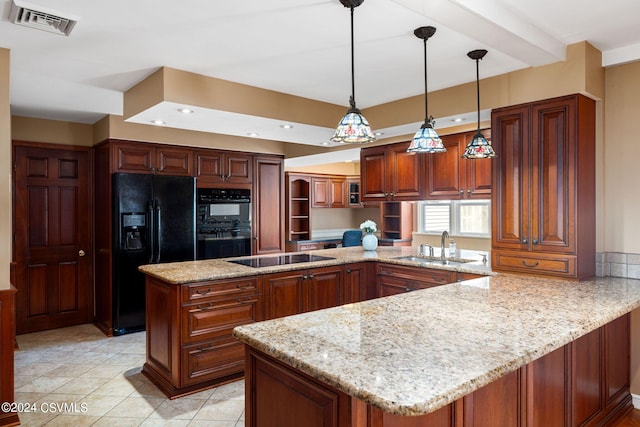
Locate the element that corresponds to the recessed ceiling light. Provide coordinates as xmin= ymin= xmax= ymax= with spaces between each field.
xmin=374 ymin=132 xmax=384 ymax=136
xmin=151 ymin=120 xmax=165 ymax=125
xmin=452 ymin=118 xmax=465 ymax=122
xmin=321 ymin=142 xmax=330 ymax=146
xmin=178 ymin=108 xmax=194 ymax=114
xmin=280 ymin=124 xmax=293 ymax=129
xmin=247 ymin=132 xmax=259 ymax=137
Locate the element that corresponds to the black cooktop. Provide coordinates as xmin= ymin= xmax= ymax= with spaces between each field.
xmin=228 ymin=254 xmax=335 ymax=268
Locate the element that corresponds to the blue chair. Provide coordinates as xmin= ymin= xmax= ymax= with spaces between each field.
xmin=342 ymin=230 xmax=362 ymax=247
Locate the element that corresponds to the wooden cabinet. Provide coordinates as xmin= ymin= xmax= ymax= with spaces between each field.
xmin=243 ymin=314 xmax=632 ymax=427
xmin=312 ymin=175 xmax=346 ymax=208
xmin=379 ymin=201 xmax=413 ymax=241
xmin=343 ymin=262 xmax=373 ymax=303
xmin=245 ymin=347 xmax=354 ymax=427
xmin=376 ymin=263 xmax=455 ymax=297
xmin=112 ymin=140 xmax=193 ymax=175
xmin=143 ymin=275 xmax=263 ymax=398
xmin=285 ymin=173 xmax=311 ymax=244
xmin=491 ymin=94 xmax=596 ymax=280
xmin=194 ymin=149 xmax=252 ymax=185
xmin=0 ymin=286 xmax=18 ymax=427
xmin=361 ymin=141 xmax=427 ymax=201
xmin=426 ymin=130 xmax=492 ymax=200
xmin=253 ymin=155 xmax=285 ymax=254
xmin=264 ymin=265 xmax=343 ymax=320
xmin=346 ymin=176 xmax=362 ymax=207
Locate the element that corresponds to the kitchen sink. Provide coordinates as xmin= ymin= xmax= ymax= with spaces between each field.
xmin=393 ymin=255 xmax=477 ymax=264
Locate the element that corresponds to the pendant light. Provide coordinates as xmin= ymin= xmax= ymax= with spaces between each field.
xmin=461 ymin=49 xmax=496 ymax=159
xmin=407 ymin=26 xmax=445 ymax=153
xmin=330 ymin=0 xmax=376 ymax=144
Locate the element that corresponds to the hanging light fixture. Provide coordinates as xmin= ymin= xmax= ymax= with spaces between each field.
xmin=407 ymin=26 xmax=445 ymax=153
xmin=330 ymin=0 xmax=376 ymax=144
xmin=461 ymin=49 xmax=496 ymax=159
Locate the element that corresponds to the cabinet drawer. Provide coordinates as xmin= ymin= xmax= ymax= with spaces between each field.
xmin=377 ymin=263 xmax=455 ymax=286
xmin=182 ymin=336 xmax=245 ymax=386
xmin=297 ymin=242 xmax=320 ymax=251
xmin=183 ymin=295 xmax=261 ymax=343
xmin=182 ymin=276 xmax=261 ymax=303
xmin=492 ymin=251 xmax=576 ymax=277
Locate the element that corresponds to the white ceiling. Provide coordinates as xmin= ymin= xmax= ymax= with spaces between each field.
xmin=3 ymin=0 xmax=640 ymax=153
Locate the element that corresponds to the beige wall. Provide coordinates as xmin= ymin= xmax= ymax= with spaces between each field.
xmin=285 ymin=162 xmax=360 ymax=175
xmin=604 ymin=61 xmax=640 ymax=395
xmin=0 ymin=49 xmax=10 ymax=290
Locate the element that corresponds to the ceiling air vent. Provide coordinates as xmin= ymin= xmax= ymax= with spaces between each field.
xmin=8 ymin=0 xmax=78 ymax=36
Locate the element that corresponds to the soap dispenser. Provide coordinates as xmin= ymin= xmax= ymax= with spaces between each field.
xmin=449 ymin=239 xmax=456 ymax=258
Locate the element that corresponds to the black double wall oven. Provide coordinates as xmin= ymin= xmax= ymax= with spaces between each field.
xmin=196 ymin=188 xmax=252 ymax=259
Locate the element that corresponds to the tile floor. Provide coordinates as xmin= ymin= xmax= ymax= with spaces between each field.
xmin=13 ymin=324 xmax=245 ymax=426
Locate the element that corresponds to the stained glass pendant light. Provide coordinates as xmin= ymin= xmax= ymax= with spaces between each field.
xmin=330 ymin=0 xmax=376 ymax=144
xmin=461 ymin=49 xmax=496 ymax=159
xmin=407 ymin=26 xmax=445 ymax=153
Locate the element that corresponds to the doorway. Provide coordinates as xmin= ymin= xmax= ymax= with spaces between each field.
xmin=13 ymin=142 xmax=93 ymax=334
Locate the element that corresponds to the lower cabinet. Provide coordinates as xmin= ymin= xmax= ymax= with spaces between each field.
xmin=376 ymin=263 xmax=455 ymax=297
xmin=244 ymin=314 xmax=631 ymax=427
xmin=264 ymin=265 xmax=343 ymax=320
xmin=143 ymin=275 xmax=263 ymax=398
xmin=344 ymin=262 xmax=374 ymax=303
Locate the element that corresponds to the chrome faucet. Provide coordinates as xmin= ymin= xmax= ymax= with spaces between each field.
xmin=419 ymin=244 xmax=434 ymax=257
xmin=440 ymin=230 xmax=449 ymax=261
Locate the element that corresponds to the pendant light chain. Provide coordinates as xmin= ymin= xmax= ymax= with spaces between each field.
xmin=423 ymin=37 xmax=428 ymax=124
xmin=475 ymin=57 xmax=481 ymax=133
xmin=350 ymin=6 xmax=356 ymax=109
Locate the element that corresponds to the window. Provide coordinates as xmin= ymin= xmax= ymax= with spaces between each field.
xmin=419 ymin=200 xmax=491 ymax=237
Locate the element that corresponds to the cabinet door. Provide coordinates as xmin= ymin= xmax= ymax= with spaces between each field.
xmin=343 ymin=263 xmax=370 ymax=303
xmin=427 ymin=134 xmax=463 ymax=199
xmin=525 ymin=345 xmax=568 ymax=426
xmin=304 ymin=266 xmax=342 ymax=312
xmin=346 ymin=177 xmax=361 ymax=207
xmin=491 ymin=105 xmax=530 ymax=251
xmin=312 ymin=177 xmax=331 ymax=208
xmin=389 ymin=143 xmax=427 ymax=200
xmin=329 ymin=178 xmax=346 ymax=208
xmin=264 ymin=271 xmax=304 ymax=320
xmin=361 ymin=146 xmax=389 ymax=201
xmin=530 ymin=98 xmax=575 ymax=254
xmin=156 ymin=146 xmax=193 ymax=176
xmin=463 ymin=370 xmax=520 ymax=427
xmin=605 ymin=314 xmax=630 ymax=404
xmin=376 ymin=275 xmax=412 ymax=297
xmin=113 ymin=141 xmax=154 ymax=173
xmin=253 ymin=156 xmax=285 ymax=254
xmin=194 ymin=150 xmax=225 ymax=182
xmin=225 ymin=153 xmax=253 ymax=183
xmin=572 ymin=328 xmax=602 ymax=426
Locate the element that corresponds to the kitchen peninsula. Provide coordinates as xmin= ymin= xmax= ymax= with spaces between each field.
xmin=139 ymin=247 xmax=640 ymax=426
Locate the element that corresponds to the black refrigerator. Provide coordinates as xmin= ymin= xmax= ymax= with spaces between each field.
xmin=112 ymin=173 xmax=196 ymax=335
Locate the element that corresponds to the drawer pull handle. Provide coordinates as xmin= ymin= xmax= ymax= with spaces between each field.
xmin=346 ymin=268 xmax=351 ymax=273
xmin=196 ymin=302 xmax=214 ymax=311
xmin=309 ymin=274 xmax=314 ymax=279
xmin=196 ymin=345 xmax=213 ymax=353
xmin=194 ymin=288 xmax=212 ymax=295
xmin=522 ymin=260 xmax=539 ymax=268
xmin=236 ymin=297 xmax=255 ymax=304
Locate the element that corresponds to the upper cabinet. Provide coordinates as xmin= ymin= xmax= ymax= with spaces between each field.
xmin=285 ymin=173 xmax=311 ymax=243
xmin=426 ymin=130 xmax=492 ymax=200
xmin=311 ymin=175 xmax=346 ymax=208
xmin=491 ymin=94 xmax=595 ymax=280
xmin=360 ymin=141 xmax=427 ymax=202
xmin=112 ymin=140 xmax=193 ymax=176
xmin=194 ymin=149 xmax=252 ymax=186
xmin=253 ymin=156 xmax=285 ymax=255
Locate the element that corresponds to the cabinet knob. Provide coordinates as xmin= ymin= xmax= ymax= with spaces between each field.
xmin=459 ymin=190 xmax=464 ymax=194
xmin=467 ymin=189 xmax=472 ymax=193
xmin=78 ymin=249 xmax=86 ymax=257
xmin=302 ymin=275 xmax=307 ymax=280
xmin=404 ymin=287 xmax=411 ymax=292
xmin=309 ymin=274 xmax=314 ymax=279
xmin=346 ymin=269 xmax=351 ymax=273
xmin=522 ymin=237 xmax=529 ymax=244
xmin=532 ymin=238 xmax=539 ymax=245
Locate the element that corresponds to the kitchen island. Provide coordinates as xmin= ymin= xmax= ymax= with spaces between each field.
xmin=139 ymin=246 xmax=640 ymax=425
xmin=233 ymin=274 xmax=640 ymax=425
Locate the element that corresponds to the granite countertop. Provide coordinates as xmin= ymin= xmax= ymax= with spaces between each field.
xmin=233 ymin=274 xmax=640 ymax=416
xmin=138 ymin=246 xmax=493 ymax=284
